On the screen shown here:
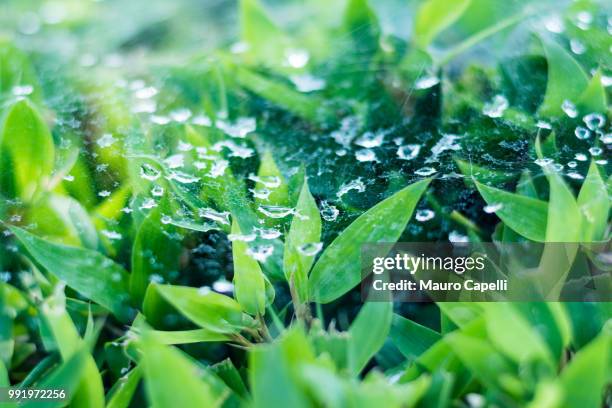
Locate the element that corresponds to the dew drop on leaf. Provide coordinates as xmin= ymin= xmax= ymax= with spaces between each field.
xmin=297 ymin=242 xmax=323 ymax=256
xmin=257 ymin=205 xmax=294 ymax=218
xmin=414 ymin=167 xmax=437 ymax=176
xmin=583 ymin=113 xmax=605 ymax=130
xmin=140 ymin=163 xmax=161 ymax=181
xmin=320 ymin=201 xmax=339 ymax=221
xmin=397 ymin=144 xmax=420 ymax=160
xmin=415 ymin=209 xmax=435 ymax=222
xmin=574 ymin=126 xmax=591 ymax=140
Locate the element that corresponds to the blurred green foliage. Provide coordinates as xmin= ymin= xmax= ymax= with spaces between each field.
xmin=0 ymin=0 xmax=610 ymax=407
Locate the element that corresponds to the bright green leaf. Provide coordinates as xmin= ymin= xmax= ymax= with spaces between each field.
xmin=310 ymin=179 xmax=430 ymax=303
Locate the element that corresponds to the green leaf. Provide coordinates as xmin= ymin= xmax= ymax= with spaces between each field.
xmin=140 ymin=335 xmax=219 ymax=408
xmin=390 ymin=314 xmax=441 ymax=361
xmin=445 ymin=333 xmax=519 ymax=395
xmin=577 ymin=70 xmax=607 ymax=114
xmin=21 ymin=350 xmax=88 ymax=408
xmin=130 ymin=200 xmax=182 ymax=305
xmin=560 ymin=323 xmax=611 ymax=408
xmin=544 ymin=167 xmax=581 ymax=242
xmin=414 ymin=0 xmax=472 ymax=47
xmin=577 ymin=161 xmax=609 ymax=241
xmin=240 ymin=0 xmax=290 ymax=65
xmin=105 ymin=366 xmax=142 ymax=408
xmin=284 ymin=176 xmax=321 ymax=302
xmin=310 ymin=179 xmax=430 ymax=303
xmin=256 ymin=150 xmax=289 ymax=207
xmin=131 ymin=314 xmax=230 ymax=344
xmin=455 ymin=159 xmax=516 ymax=186
xmin=343 ymin=0 xmax=380 ymax=56
xmin=211 ymin=359 xmax=249 ymax=399
xmin=28 ymin=193 xmax=98 ymax=249
xmin=249 ymin=328 xmax=314 ymax=408
xmin=40 ymin=293 xmax=104 ymax=408
xmin=539 ymin=38 xmax=588 ymax=117
xmin=475 ymin=181 xmax=548 ymax=242
xmin=154 ymin=284 xmax=254 ymax=334
xmin=0 ymin=99 xmax=54 ymax=201
xmin=231 ymin=219 xmax=266 ymax=316
xmin=347 ymin=301 xmax=393 ymax=375
xmin=482 ymin=303 xmax=553 ymax=367
xmin=233 ymin=66 xmax=328 ymax=123
xmin=10 ymin=226 xmax=133 ymax=321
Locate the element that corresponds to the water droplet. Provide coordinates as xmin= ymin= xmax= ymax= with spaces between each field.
xmin=570 ymin=39 xmax=586 ymax=54
xmin=355 ymin=148 xmax=378 ymax=162
xmin=151 ymin=185 xmax=164 ymax=197
xmin=246 ymin=244 xmax=274 ymax=262
xmin=228 ymin=232 xmax=257 ymax=242
xmin=213 ymin=280 xmax=234 ymax=293
xmin=12 ymin=85 xmax=34 ymax=96
xmin=170 ymin=108 xmax=192 ymax=123
xmin=567 ymin=172 xmax=584 ymax=180
xmin=216 ymin=117 xmax=256 ymax=138
xmin=483 ymin=203 xmax=503 ymax=214
xmin=198 ymin=286 xmax=211 ymax=295
xmin=63 ymin=174 xmax=74 ymax=182
xmin=192 ymin=115 xmax=212 ymax=126
xmin=534 ymin=158 xmax=553 ymax=166
xmin=337 ymin=178 xmax=366 ymax=198
xmin=355 ymin=131 xmax=385 ymax=148
xmin=583 ymin=113 xmax=605 ymax=130
xmin=98 ymin=190 xmax=111 ymax=197
xmin=397 ymin=144 xmax=420 ymax=160
xmin=536 ymin=120 xmax=552 ymax=130
xmin=167 ymin=171 xmax=199 ymax=184
xmin=544 ymin=15 xmax=565 ymax=33
xmin=482 ymin=95 xmax=508 ymax=118
xmin=298 ymin=242 xmax=323 ymax=256
xmin=140 ymin=198 xmax=158 ymax=210
xmin=257 ymin=227 xmax=281 ymax=240
xmin=290 ymin=74 xmax=326 ymax=92
xmin=428 ymin=134 xmax=461 ymax=161
xmin=415 ymin=167 xmax=437 ymax=176
xmin=588 ymin=147 xmax=602 ymax=156
xmin=249 ymin=174 xmax=281 ymax=188
xmin=161 ymin=215 xmax=172 ymax=224
xmin=199 ymin=208 xmax=230 ymax=225
xmin=414 ymin=75 xmax=440 ymax=90
xmin=600 ymin=133 xmax=612 ymax=144
xmin=230 ymin=41 xmax=249 ymax=54
xmin=251 ymin=187 xmax=271 ymax=200
xmin=177 ymin=141 xmax=193 ymax=152
xmin=562 ymin=100 xmax=578 ymax=118
xmin=140 ymin=163 xmax=161 ymax=181
xmin=135 ymin=86 xmax=157 ymax=99
xmin=595 ymin=159 xmax=607 ymax=165
xmin=213 ymin=140 xmax=254 ymax=159
xmin=574 ymin=126 xmax=591 ymax=140
xmin=320 ymin=201 xmax=339 ymax=221
xmin=209 ymin=160 xmax=229 ymax=178
xmin=285 ymin=49 xmax=309 ymax=68
xmin=575 ymin=153 xmax=588 ymax=161
xmin=449 ymin=230 xmax=469 ymax=243
xmin=164 ymin=154 xmax=184 ymax=169
xmin=102 ymin=230 xmax=122 ymax=240
xmin=97 ymin=133 xmax=116 ymax=148
xmin=257 ymin=205 xmax=294 ymax=218
xmin=415 ymin=209 xmax=435 ymax=222
xmin=151 ymin=115 xmax=171 ymax=125
xmin=567 ymin=161 xmax=577 ymax=168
